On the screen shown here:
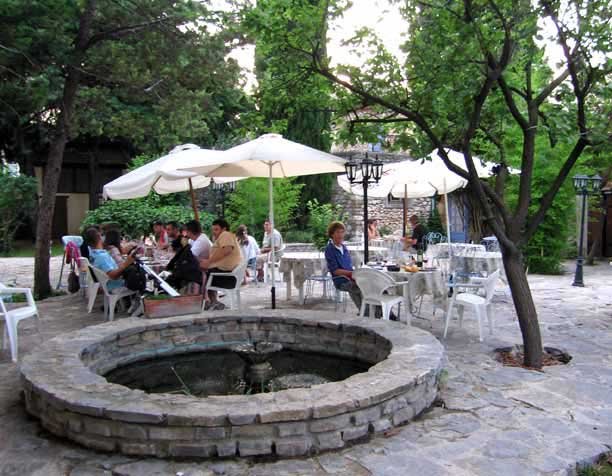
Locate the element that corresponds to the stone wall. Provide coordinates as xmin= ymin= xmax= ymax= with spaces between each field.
xmin=21 ymin=311 xmax=444 ymax=459
xmin=331 ymin=151 xmax=432 ymax=240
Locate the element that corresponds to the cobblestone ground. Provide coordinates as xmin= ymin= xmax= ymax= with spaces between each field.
xmin=0 ymin=258 xmax=611 ymax=475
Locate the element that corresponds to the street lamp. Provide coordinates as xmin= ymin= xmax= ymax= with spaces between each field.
xmin=345 ymin=153 xmax=384 ymax=263
xmin=572 ymin=173 xmax=602 ymax=287
xmin=212 ymin=180 xmax=236 ymax=217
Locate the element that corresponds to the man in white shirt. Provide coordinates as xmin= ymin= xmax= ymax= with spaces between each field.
xmin=256 ymin=219 xmax=283 ymax=281
xmin=184 ymin=220 xmax=212 ymax=262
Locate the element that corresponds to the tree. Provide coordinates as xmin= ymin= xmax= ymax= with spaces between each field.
xmin=1 ymin=1 xmax=248 ymax=298
xmin=0 ymin=164 xmax=37 ymax=253
xmin=254 ymin=0 xmax=611 ymax=367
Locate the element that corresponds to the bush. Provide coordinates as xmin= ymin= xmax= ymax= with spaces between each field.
xmin=307 ymin=199 xmax=347 ymax=251
xmin=82 ymin=194 xmax=214 ymax=239
xmin=225 ymin=178 xmax=303 ymax=243
xmin=284 ymin=230 xmax=313 ymax=243
xmin=0 ymin=166 xmax=37 ymax=254
xmin=427 ymin=206 xmax=446 ymax=235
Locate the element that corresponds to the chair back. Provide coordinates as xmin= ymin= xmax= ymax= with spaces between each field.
xmin=232 ymin=261 xmax=248 ymax=285
xmin=89 ymin=265 xmax=112 ymax=296
xmin=483 ymin=269 xmax=501 ymax=303
xmin=353 ymin=268 xmax=397 ymax=298
xmin=0 ymin=283 xmax=9 ymax=315
xmin=425 ymin=232 xmax=445 ymax=246
xmin=62 ymin=235 xmax=84 ymax=248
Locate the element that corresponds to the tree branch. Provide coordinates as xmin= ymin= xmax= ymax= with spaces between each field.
xmin=86 ymin=18 xmax=172 ymax=49
xmin=535 ymin=68 xmax=570 ymax=105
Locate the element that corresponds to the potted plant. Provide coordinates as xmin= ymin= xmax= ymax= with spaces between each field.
xmin=142 ymin=294 xmax=203 ymax=319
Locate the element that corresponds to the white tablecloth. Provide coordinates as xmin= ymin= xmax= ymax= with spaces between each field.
xmin=451 ymin=251 xmax=505 ymax=279
xmin=279 ymin=247 xmax=388 ymax=302
xmin=387 ymin=270 xmax=447 ymax=314
xmin=426 ymin=243 xmax=486 ymax=259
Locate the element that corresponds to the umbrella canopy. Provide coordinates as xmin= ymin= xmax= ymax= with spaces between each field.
xmin=102 ymin=144 xmax=241 ymax=221
xmin=179 ymin=133 xmax=346 ymax=309
xmin=180 ymin=133 xmax=346 ymax=178
xmin=102 ymin=144 xmax=225 ymax=199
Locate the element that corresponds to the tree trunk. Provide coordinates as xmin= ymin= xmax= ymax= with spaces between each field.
xmin=33 ymin=0 xmax=96 ymax=298
xmin=502 ymin=250 xmax=543 ymax=368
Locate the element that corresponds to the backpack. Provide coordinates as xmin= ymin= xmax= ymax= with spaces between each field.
xmin=122 ymin=264 xmax=147 ymax=292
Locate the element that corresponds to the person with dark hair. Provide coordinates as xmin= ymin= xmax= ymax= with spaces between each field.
xmin=236 ymin=224 xmax=259 ymax=280
xmin=165 ymin=221 xmax=181 ymax=242
xmin=200 ymin=218 xmax=242 ymax=310
xmin=152 ymin=219 xmax=169 ymax=250
xmin=367 ymin=218 xmax=380 ymax=241
xmin=165 ymin=237 xmax=203 ymax=295
xmin=87 ymin=228 xmax=135 ymax=291
xmin=80 ymin=226 xmax=100 ymax=259
xmin=184 ymin=219 xmax=212 ymax=261
xmin=402 ymin=215 xmax=428 ymax=251
xmin=103 ymin=229 xmax=125 ymax=265
xmin=324 ymin=221 xmax=363 ymax=311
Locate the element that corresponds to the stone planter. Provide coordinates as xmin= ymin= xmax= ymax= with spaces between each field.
xmin=143 ymin=295 xmax=203 ymax=319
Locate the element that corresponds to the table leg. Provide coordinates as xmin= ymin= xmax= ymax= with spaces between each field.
xmin=286 ymin=270 xmax=292 ymax=300
xmin=298 ymin=285 xmax=305 ymax=305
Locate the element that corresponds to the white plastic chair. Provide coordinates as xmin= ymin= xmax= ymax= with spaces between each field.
xmin=56 ymin=235 xmax=84 ymax=290
xmin=0 ymin=283 xmax=39 ymax=362
xmin=89 ymin=266 xmax=137 ymax=321
xmin=205 ymin=261 xmax=247 ymax=310
xmin=443 ymin=269 xmax=500 ymax=341
xmin=353 ymin=268 xmax=409 ymax=321
xmin=78 ymin=257 xmax=100 ymax=313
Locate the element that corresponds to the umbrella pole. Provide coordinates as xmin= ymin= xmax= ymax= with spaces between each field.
xmin=403 ymin=184 xmax=408 ymax=237
xmin=269 ymin=164 xmax=276 ymax=309
xmin=188 ymin=178 xmax=200 ymax=222
xmin=444 ymin=178 xmax=452 ymax=256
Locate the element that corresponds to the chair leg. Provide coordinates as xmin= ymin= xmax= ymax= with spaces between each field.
xmin=87 ymin=283 xmax=99 ymax=313
xmin=475 ymin=305 xmax=484 ymax=342
xmin=56 ymin=252 xmax=66 ymax=290
xmin=458 ymin=306 xmax=465 ymax=328
xmin=5 ymin=318 xmax=18 ymax=362
xmin=486 ymin=304 xmax=493 ymax=335
xmin=359 ymin=300 xmax=367 ymax=318
xmin=236 ymin=290 xmax=241 ymax=310
xmin=443 ymin=294 xmax=457 ymax=339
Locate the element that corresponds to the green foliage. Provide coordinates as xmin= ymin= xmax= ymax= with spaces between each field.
xmin=225 ymin=178 xmax=304 ymax=243
xmin=0 ymin=167 xmax=37 ymax=253
xmin=427 ymin=206 xmax=445 ymax=236
xmin=81 ymin=195 xmax=213 ymax=239
xmin=307 ymin=199 xmax=347 ymax=251
xmin=0 ymin=0 xmax=250 ymax=162
xmin=284 ymin=230 xmax=314 ymax=243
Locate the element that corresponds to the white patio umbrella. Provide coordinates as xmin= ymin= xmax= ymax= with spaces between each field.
xmin=102 ymin=144 xmax=239 ymax=221
xmin=179 ymin=133 xmax=346 ymax=308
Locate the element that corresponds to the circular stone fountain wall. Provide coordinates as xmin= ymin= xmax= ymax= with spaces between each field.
xmin=20 ymin=311 xmax=445 ymax=458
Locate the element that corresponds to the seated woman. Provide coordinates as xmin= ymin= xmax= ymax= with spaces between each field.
xmin=165 ymin=236 xmax=202 ymax=295
xmin=85 ymin=228 xmax=135 ymax=292
xmin=199 ymin=218 xmax=242 ymax=310
xmin=104 ymin=229 xmax=126 ymax=265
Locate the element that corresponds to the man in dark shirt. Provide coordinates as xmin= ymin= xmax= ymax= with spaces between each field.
xmin=404 ymin=215 xmax=428 ymax=251
xmin=324 ymin=221 xmax=363 ymax=310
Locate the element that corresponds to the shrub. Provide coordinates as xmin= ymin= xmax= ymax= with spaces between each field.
xmin=225 ymin=178 xmax=303 ymax=243
xmin=0 ymin=166 xmax=37 ymax=254
xmin=82 ymin=194 xmax=214 ymax=239
xmin=307 ymin=199 xmax=347 ymax=251
xmin=284 ymin=230 xmax=314 ymax=243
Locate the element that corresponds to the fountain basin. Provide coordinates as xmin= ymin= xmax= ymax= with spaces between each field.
xmin=20 ymin=310 xmax=445 ymax=458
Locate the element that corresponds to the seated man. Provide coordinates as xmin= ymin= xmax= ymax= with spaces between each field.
xmin=165 ymin=236 xmax=202 ymax=295
xmin=184 ymin=219 xmax=212 ymax=261
xmin=152 ymin=220 xmax=169 ymax=250
xmin=256 ymin=219 xmax=284 ymax=281
xmin=199 ymin=218 xmax=243 ymax=310
xmin=85 ymin=227 xmax=135 ymax=292
xmin=165 ymin=221 xmax=181 ymax=242
xmin=324 ymin=221 xmax=363 ymax=311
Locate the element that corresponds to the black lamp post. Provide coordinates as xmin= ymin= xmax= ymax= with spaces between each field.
xmin=572 ymin=173 xmax=602 ymax=287
xmin=212 ymin=181 xmax=236 ymax=217
xmin=345 ymin=153 xmax=384 ymax=263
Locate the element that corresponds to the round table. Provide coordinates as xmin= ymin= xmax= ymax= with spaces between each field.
xmin=387 ymin=269 xmax=447 ymax=316
xmin=279 ymin=247 xmax=388 ymax=303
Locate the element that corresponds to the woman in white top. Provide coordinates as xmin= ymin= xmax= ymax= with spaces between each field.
xmin=236 ymin=224 xmax=259 ymax=282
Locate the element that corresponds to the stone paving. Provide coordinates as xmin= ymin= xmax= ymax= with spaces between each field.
xmin=1 ymin=258 xmax=611 ymax=475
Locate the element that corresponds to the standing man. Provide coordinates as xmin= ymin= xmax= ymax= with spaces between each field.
xmin=256 ymin=219 xmax=284 ymax=281
xmin=200 ymin=218 xmax=243 ymax=310
xmin=152 ymin=220 xmax=169 ymax=250
xmin=403 ymin=215 xmax=428 ymax=251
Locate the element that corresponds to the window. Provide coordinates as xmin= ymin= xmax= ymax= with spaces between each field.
xmin=385 ymin=193 xmax=404 ymax=209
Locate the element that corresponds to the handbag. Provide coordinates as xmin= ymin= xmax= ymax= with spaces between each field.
xmin=67 ymin=265 xmax=80 ymax=293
